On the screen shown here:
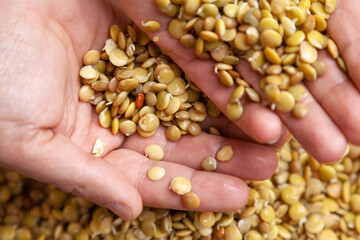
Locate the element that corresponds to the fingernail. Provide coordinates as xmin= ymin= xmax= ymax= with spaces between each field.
xmin=339 ymin=143 xmax=350 ymax=161
xmin=107 ymin=202 xmax=131 ymax=221
xmin=267 ymin=135 xmax=281 ymax=145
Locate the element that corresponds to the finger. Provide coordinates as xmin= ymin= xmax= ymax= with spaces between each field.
xmin=117 ymin=0 xmax=284 ymax=145
xmin=236 ymin=61 xmax=347 ymax=163
xmin=122 ymin=127 xmax=278 ymax=180
xmin=199 ymin=110 xmax=291 ymax=148
xmin=105 ymin=149 xmax=249 ymax=211
xmin=327 ymin=0 xmax=360 ymax=90
xmin=305 ymin=51 xmax=360 ymax=145
xmin=1 ymin=129 xmax=142 ymax=221
xmin=200 ymin=114 xmax=253 ymax=141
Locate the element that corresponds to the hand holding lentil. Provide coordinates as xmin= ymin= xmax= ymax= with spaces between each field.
xmin=116 ymin=0 xmax=360 ymax=163
xmin=1 ymin=136 xmax=360 ymax=240
xmin=0 ymin=0 xmax=282 ymax=223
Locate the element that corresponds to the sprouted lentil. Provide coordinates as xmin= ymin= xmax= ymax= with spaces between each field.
xmin=154 ymin=0 xmax=344 ymax=119
xmin=1 ymin=138 xmax=360 ymax=239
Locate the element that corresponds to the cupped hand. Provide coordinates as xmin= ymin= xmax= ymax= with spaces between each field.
xmin=118 ymin=0 xmax=360 ymax=163
xmin=0 ymin=0 xmax=278 ymax=220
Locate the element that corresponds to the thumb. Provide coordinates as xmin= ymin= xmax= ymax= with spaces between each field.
xmin=1 ymin=130 xmax=142 ymax=221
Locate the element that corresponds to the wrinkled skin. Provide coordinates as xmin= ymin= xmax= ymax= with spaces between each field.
xmin=0 ymin=0 xmax=359 ymax=220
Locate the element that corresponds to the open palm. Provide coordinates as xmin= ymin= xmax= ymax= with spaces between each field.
xmin=0 ymin=0 xmax=278 ymax=220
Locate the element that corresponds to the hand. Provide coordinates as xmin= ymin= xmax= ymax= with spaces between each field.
xmin=0 ymin=0 xmax=278 ymax=220
xmin=118 ymin=0 xmax=360 ymax=163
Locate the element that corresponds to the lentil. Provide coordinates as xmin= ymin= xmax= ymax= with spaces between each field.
xmin=142 ymin=20 xmax=161 ymax=32
xmin=165 ymin=125 xmax=181 ymax=142
xmin=216 ymin=145 xmax=233 ymax=162
xmin=145 ymin=144 xmax=164 ymax=161
xmin=170 ymin=176 xmax=192 ymax=195
xmin=83 ymin=50 xmax=100 ymax=66
xmin=3 ymin=133 xmax=360 ymax=239
xmin=305 ymin=214 xmax=325 ymax=234
xmin=181 ymin=192 xmax=200 ymax=210
xmin=292 ymin=103 xmax=308 ymax=119
xmin=226 ymin=102 xmax=243 ymax=121
xmin=44 ymin=8 xmax=352 ymax=238
xmin=276 ymin=91 xmax=295 ymax=113
xmin=109 ymin=48 xmax=129 ymax=67
xmin=78 ymin=85 xmax=95 ymax=103
xmin=138 ymin=113 xmax=160 ymax=132
xmin=119 ymin=120 xmax=137 ymax=136
xmin=147 ymin=166 xmax=166 ymax=181
xmin=200 ymin=157 xmax=217 ymax=172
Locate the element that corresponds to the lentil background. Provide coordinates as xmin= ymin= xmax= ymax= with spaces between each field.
xmin=0 ymin=140 xmax=359 ymax=240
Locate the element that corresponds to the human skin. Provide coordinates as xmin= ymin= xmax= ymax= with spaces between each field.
xmin=118 ymin=0 xmax=360 ymax=163
xmin=0 ymin=0 xmax=278 ymax=221
xmin=0 ymin=0 xmax=359 ymax=221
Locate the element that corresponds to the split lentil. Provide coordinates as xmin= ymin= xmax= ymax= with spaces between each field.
xmin=79 ymin=24 xmax=229 ymax=142
xmin=216 ymin=145 xmax=233 ymax=162
xmin=200 ymin=156 xmax=217 ymax=171
xmin=141 ymin=20 xmax=161 ymax=32
xmin=147 ymin=166 xmax=166 ymax=181
xmin=181 ymin=192 xmax=200 ymax=210
xmin=144 ymin=144 xmax=164 ymax=161
xmin=170 ymin=176 xmax=192 ymax=195
xmin=154 ymin=0 xmax=343 ymax=119
xmin=1 ymin=137 xmax=360 ymax=239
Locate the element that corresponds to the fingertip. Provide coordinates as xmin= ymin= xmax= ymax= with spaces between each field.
xmin=270 ymin=126 xmax=291 ymax=148
xmin=233 ymin=179 xmax=250 ymax=209
xmin=254 ymin=146 xmax=278 ymax=180
xmin=241 ymin=104 xmax=283 ymax=144
xmin=82 ymin=158 xmax=144 ymax=220
xmin=107 ymin=195 xmax=143 ymax=221
xmin=310 ymin=136 xmax=348 ymax=164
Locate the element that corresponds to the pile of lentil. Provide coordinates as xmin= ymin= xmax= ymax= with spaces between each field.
xmin=154 ymin=0 xmax=345 ymax=119
xmin=79 ymin=24 xmax=221 ymax=142
xmin=0 ymin=140 xmax=359 ymax=240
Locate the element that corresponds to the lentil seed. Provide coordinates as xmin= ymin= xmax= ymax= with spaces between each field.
xmin=300 ymin=41 xmax=318 ymax=63
xmin=139 ymin=113 xmax=160 ymax=132
xmin=312 ymin=60 xmax=326 ymax=77
xmin=145 ymin=144 xmax=164 ymax=161
xmin=166 ymin=125 xmax=181 ymax=141
xmin=188 ymin=122 xmax=201 ymax=136
xmin=276 ymin=91 xmax=295 ymax=113
xmin=109 ymin=48 xmax=129 ymax=67
xmin=226 ymin=102 xmax=243 ymax=121
xmin=142 ymin=20 xmax=161 ymax=32
xmin=305 ymin=214 xmax=325 ymax=234
xmin=79 ymin=85 xmax=95 ymax=103
xmin=245 ymin=87 xmax=261 ymax=103
xmin=168 ymin=19 xmax=187 ymax=39
xmin=99 ymin=109 xmax=112 ymax=128
xmin=147 ymin=166 xmax=166 ymax=181
xmin=119 ymin=120 xmax=137 ymax=136
xmin=181 ymin=192 xmax=200 ymax=210
xmin=292 ymin=103 xmax=308 ymax=118
xmin=200 ymin=157 xmax=217 ymax=172
xmin=216 ymin=145 xmax=233 ymax=162
xmin=83 ymin=50 xmax=100 ymax=66
xmin=80 ymin=65 xmax=98 ymax=82
xmin=260 ymin=29 xmax=282 ymax=47
xmin=218 ymin=70 xmax=234 ymax=87
xmin=170 ymin=176 xmax=191 ymax=195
